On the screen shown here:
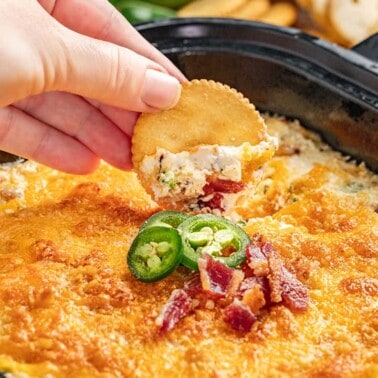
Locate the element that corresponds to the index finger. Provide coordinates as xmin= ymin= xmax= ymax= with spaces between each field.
xmin=38 ymin=0 xmax=186 ymax=81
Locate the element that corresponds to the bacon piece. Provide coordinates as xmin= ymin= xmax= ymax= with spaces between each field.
xmin=246 ymin=243 xmax=269 ymax=277
xmin=198 ymin=254 xmax=244 ymax=298
xmin=183 ymin=273 xmax=203 ymax=297
xmin=242 ymin=285 xmax=266 ymax=314
xmin=280 ymin=267 xmax=309 ymax=312
xmin=266 ymin=248 xmax=309 ymax=312
xmin=223 ymin=300 xmax=256 ymax=332
xmin=205 ymin=178 xmax=245 ymax=194
xmin=156 ymin=289 xmax=192 ymax=334
xmin=240 ymin=275 xmax=270 ymax=299
xmin=182 ymin=273 xmax=214 ymax=309
xmin=247 ymin=234 xmax=309 ymax=312
xmin=246 ymin=234 xmax=271 ymax=276
xmin=198 ymin=192 xmax=224 ymax=211
xmin=203 ymin=183 xmax=215 ymax=196
xmin=240 ymin=261 xmax=255 ymax=278
xmin=266 ymin=249 xmax=284 ymax=303
xmin=199 ymin=179 xmax=244 ymax=211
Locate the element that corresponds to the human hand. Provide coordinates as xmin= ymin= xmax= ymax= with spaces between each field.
xmin=0 ymin=0 xmax=185 ymax=173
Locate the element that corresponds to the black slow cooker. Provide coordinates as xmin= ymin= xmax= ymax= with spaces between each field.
xmin=137 ymin=18 xmax=378 ymax=172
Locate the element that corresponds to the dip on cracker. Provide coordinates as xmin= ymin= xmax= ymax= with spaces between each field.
xmin=132 ymin=79 xmax=277 ymax=214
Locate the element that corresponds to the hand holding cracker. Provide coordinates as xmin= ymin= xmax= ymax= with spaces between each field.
xmin=132 ymin=79 xmax=277 ymax=213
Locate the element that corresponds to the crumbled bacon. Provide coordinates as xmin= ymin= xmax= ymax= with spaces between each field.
xmin=280 ymin=267 xmax=310 ymax=312
xmin=205 ymin=178 xmax=245 ymax=194
xmin=242 ymin=286 xmax=266 ymax=314
xmin=266 ymin=249 xmax=284 ymax=303
xmin=264 ymin=243 xmax=309 ymax=311
xmin=183 ymin=273 xmax=203 ymax=297
xmin=223 ymin=300 xmax=256 ymax=332
xmin=198 ymin=254 xmax=244 ymax=298
xmin=237 ymin=276 xmax=271 ymax=315
xmin=157 ymin=234 xmax=309 ymax=334
xmin=203 ymin=183 xmax=215 ymax=196
xmin=156 ymin=289 xmax=192 ymax=334
xmin=240 ymin=261 xmax=255 ymax=278
xmin=239 ymin=276 xmax=270 ymax=301
xmin=247 ymin=235 xmax=309 ymax=311
xmin=199 ymin=178 xmax=244 ymax=211
xmin=246 ymin=242 xmax=269 ymax=276
xmin=198 ymin=192 xmax=224 ymax=211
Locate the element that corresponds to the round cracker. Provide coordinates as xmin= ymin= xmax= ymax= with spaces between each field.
xmin=132 ymin=80 xmax=273 ymax=209
xmin=177 ymin=0 xmax=247 ymax=17
xmin=296 ymin=0 xmax=312 ymax=7
xmin=230 ymin=0 xmax=270 ymax=21
xmin=329 ymin=0 xmax=378 ymax=45
xmin=309 ymin=0 xmax=330 ymax=25
xmin=132 ymin=79 xmax=269 ymax=168
xmin=259 ymin=2 xmax=298 ymax=27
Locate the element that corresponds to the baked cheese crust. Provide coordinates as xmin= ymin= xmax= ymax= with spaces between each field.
xmin=0 ymin=115 xmax=377 ymax=377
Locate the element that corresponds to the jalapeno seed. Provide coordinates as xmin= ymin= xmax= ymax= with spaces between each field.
xmin=156 ymin=241 xmax=171 ymax=256
xmin=186 ymin=230 xmax=213 ymax=247
xmin=199 ymin=244 xmax=222 ymax=257
xmin=214 ymin=229 xmax=234 ymax=248
xmin=147 ymin=255 xmax=162 ymax=269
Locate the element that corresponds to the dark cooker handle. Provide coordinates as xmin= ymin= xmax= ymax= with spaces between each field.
xmin=352 ymin=33 xmax=378 ymax=62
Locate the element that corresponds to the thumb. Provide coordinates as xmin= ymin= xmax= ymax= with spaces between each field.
xmin=52 ymin=29 xmax=181 ymax=112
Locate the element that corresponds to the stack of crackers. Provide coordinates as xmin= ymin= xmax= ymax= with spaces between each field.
xmin=296 ymin=0 xmax=378 ymax=46
xmin=178 ymin=0 xmax=298 ymax=27
xmin=177 ymin=0 xmax=378 ymax=46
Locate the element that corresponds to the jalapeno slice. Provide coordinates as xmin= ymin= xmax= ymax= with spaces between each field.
xmin=140 ymin=211 xmax=190 ymax=230
xmin=178 ymin=214 xmax=250 ymax=270
xmin=127 ymin=227 xmax=183 ymax=282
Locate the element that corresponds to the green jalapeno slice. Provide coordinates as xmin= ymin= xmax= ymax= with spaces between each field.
xmin=127 ymin=226 xmax=183 ymax=282
xmin=140 ymin=210 xmax=190 ymax=230
xmin=178 ymin=214 xmax=250 ymax=270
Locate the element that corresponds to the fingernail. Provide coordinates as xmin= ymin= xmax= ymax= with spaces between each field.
xmin=142 ymin=69 xmax=181 ymax=109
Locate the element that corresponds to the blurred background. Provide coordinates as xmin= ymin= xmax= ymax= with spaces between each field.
xmin=109 ymin=0 xmax=378 ymax=47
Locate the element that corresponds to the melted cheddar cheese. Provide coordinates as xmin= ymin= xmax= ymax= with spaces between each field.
xmin=0 ymin=116 xmax=377 ymax=378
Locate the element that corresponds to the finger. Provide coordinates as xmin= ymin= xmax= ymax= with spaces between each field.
xmin=38 ymin=0 xmax=186 ymax=82
xmin=85 ymin=98 xmax=138 ymax=138
xmin=0 ymin=106 xmax=99 ymax=174
xmin=15 ymin=92 xmax=133 ymax=170
xmin=52 ymin=29 xmax=181 ymax=112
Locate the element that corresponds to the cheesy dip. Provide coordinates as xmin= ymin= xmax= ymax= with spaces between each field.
xmin=0 ymin=115 xmax=377 ymax=378
xmin=139 ymin=139 xmax=277 ymax=212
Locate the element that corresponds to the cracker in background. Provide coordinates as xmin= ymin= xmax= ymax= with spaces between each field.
xmin=329 ymin=0 xmax=378 ymax=45
xmin=309 ymin=0 xmax=330 ymax=25
xmin=260 ymin=2 xmax=298 ymax=26
xmin=177 ymin=0 xmax=247 ymax=17
xmin=230 ymin=0 xmax=271 ymax=21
